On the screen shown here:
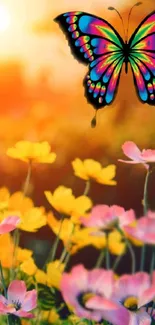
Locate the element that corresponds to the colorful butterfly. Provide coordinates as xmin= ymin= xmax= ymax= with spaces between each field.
xmin=55 ymin=4 xmax=155 ymax=112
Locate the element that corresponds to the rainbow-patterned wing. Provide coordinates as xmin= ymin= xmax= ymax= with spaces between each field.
xmin=55 ymin=12 xmax=125 ymax=108
xmin=128 ymin=11 xmax=155 ymax=105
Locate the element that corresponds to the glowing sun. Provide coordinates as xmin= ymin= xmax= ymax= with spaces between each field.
xmin=0 ymin=4 xmax=10 ymax=32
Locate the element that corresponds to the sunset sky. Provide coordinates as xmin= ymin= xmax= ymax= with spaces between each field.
xmin=0 ymin=0 xmax=153 ymax=89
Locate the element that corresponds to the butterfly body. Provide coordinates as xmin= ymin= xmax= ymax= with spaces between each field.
xmin=55 ymin=10 xmax=155 ymax=108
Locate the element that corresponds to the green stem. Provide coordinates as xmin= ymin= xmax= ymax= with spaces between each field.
xmin=44 ymin=216 xmax=64 ymax=267
xmin=140 ymin=169 xmax=151 ymax=271
xmin=83 ymin=180 xmax=90 ymax=196
xmin=60 ymin=224 xmax=75 ymax=270
xmin=95 ymin=249 xmax=105 ymax=268
xmin=105 ymin=233 xmax=110 ymax=269
xmin=0 ymin=262 xmax=7 ymax=298
xmin=150 ymin=246 xmax=155 ymax=278
xmin=113 ymin=254 xmax=123 ymax=271
xmin=118 ymin=227 xmax=135 ymax=273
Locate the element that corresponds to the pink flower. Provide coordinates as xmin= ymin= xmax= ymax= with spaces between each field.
xmin=81 ymin=205 xmax=135 ymax=233
xmin=124 ymin=211 xmax=155 ymax=245
xmin=60 ymin=264 xmax=120 ymax=322
xmin=0 ymin=216 xmax=20 ymax=234
xmin=118 ymin=141 xmax=155 ymax=168
xmin=112 ymin=272 xmax=155 ymax=325
xmin=0 ymin=280 xmax=37 ymax=318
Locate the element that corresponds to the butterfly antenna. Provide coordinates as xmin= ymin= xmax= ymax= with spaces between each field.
xmin=126 ymin=2 xmax=142 ymax=42
xmin=108 ymin=6 xmax=126 ymax=41
xmin=91 ymin=110 xmax=98 ymax=128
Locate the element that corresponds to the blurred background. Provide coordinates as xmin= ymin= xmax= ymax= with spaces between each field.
xmin=0 ymin=0 xmax=155 ymax=269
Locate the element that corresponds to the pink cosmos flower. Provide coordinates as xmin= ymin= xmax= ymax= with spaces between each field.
xmin=88 ymin=272 xmax=155 ymax=325
xmin=80 ymin=205 xmax=135 ymax=233
xmin=124 ymin=211 xmax=155 ymax=245
xmin=0 ymin=216 xmax=20 ymax=234
xmin=119 ymin=141 xmax=155 ymax=168
xmin=0 ymin=280 xmax=37 ymax=318
xmin=60 ymin=264 xmax=122 ymax=322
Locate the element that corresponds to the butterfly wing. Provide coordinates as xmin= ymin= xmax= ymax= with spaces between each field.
xmin=55 ymin=12 xmax=125 ymax=108
xmin=128 ymin=11 xmax=155 ymax=105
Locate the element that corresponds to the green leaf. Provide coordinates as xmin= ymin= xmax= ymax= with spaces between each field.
xmin=38 ymin=284 xmax=56 ymax=310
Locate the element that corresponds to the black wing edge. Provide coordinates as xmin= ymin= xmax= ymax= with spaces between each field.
xmin=128 ymin=10 xmax=155 ymax=47
xmin=54 ymin=12 xmax=91 ymax=65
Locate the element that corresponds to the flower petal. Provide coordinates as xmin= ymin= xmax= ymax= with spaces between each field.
xmin=138 ymin=285 xmax=155 ymax=308
xmin=86 ymin=296 xmax=129 ymax=325
xmin=14 ymin=310 xmax=34 ymax=318
xmin=0 ymin=216 xmax=20 ymax=234
xmin=121 ymin=141 xmax=143 ymax=162
xmin=22 ymin=290 xmax=37 ymax=311
xmin=7 ymin=280 xmax=26 ymax=304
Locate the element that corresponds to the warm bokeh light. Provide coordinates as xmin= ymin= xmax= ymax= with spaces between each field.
xmin=0 ymin=4 xmax=10 ymax=32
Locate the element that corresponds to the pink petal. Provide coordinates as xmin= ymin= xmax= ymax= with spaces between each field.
xmin=114 ymin=273 xmax=150 ymax=301
xmin=141 ymin=149 xmax=155 ymax=162
xmin=8 ymin=280 xmax=26 ymax=305
xmin=86 ymin=296 xmax=118 ymax=311
xmin=14 ymin=310 xmax=34 ymax=318
xmin=138 ymin=285 xmax=155 ymax=308
xmin=22 ymin=290 xmax=37 ymax=311
xmin=121 ymin=141 xmax=143 ymax=162
xmin=88 ymin=269 xmax=115 ymax=298
xmin=86 ymin=296 xmax=129 ymax=325
xmin=0 ymin=216 xmax=20 ymax=234
xmin=129 ymin=311 xmax=151 ymax=325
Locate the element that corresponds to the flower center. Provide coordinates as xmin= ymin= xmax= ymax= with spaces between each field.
xmin=12 ymin=300 xmax=22 ymax=311
xmin=123 ymin=296 xmax=138 ymax=311
xmin=78 ymin=292 xmax=95 ymax=308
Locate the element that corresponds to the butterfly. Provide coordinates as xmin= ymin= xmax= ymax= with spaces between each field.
xmin=55 ymin=4 xmax=155 ymax=112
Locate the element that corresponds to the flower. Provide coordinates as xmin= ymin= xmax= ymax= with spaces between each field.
xmin=35 ymin=269 xmax=47 ymax=285
xmin=0 ymin=187 xmax=10 ymax=211
xmin=41 ymin=309 xmax=59 ymax=324
xmin=0 ymin=215 xmax=20 ymax=234
xmin=47 ymin=260 xmax=65 ymax=289
xmin=119 ymin=141 xmax=155 ymax=168
xmin=45 ymin=186 xmax=92 ymax=223
xmin=20 ymin=257 xmax=37 ymax=276
xmin=61 ymin=264 xmax=119 ymax=322
xmin=72 ymin=158 xmax=116 ymax=185
xmin=18 ymin=207 xmax=47 ymax=232
xmin=0 ymin=233 xmax=14 ymax=268
xmin=7 ymin=141 xmax=56 ymax=164
xmin=47 ymin=213 xmax=78 ymax=244
xmin=111 ymin=272 xmax=155 ymax=325
xmin=0 ymin=280 xmax=37 ymax=318
xmin=124 ymin=211 xmax=155 ymax=245
xmin=81 ymin=205 xmax=135 ymax=232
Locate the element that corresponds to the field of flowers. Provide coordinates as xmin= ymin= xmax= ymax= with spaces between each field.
xmin=0 ymin=140 xmax=154 ymax=325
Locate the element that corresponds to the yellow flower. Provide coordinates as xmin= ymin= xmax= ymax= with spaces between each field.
xmin=45 ymin=186 xmax=92 ymax=222
xmin=72 ymin=158 xmax=116 ymax=185
xmin=35 ymin=269 xmax=47 ymax=285
xmin=47 ymin=213 xmax=79 ymax=244
xmin=47 ymin=260 xmax=65 ymax=289
xmin=71 ymin=227 xmax=106 ymax=254
xmin=42 ymin=309 xmax=60 ymax=324
xmin=0 ymin=233 xmax=14 ymax=268
xmin=16 ymin=248 xmax=33 ymax=263
xmin=108 ymin=230 xmax=126 ymax=256
xmin=18 ymin=207 xmax=47 ymax=232
xmin=7 ymin=141 xmax=56 ymax=164
xmin=9 ymin=191 xmax=33 ymax=213
xmin=0 ymin=187 xmax=10 ymax=210
xmin=20 ymin=257 xmax=37 ymax=276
